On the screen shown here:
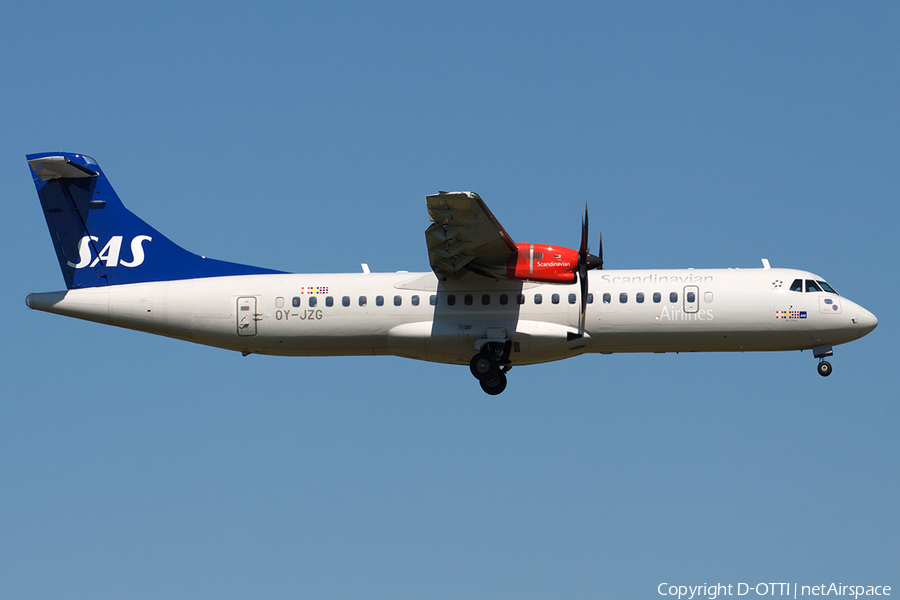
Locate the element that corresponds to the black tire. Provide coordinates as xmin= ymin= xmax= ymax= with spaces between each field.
xmin=817 ymin=361 xmax=833 ymax=377
xmin=470 ymin=353 xmax=498 ymax=380
xmin=480 ymin=371 xmax=507 ymax=395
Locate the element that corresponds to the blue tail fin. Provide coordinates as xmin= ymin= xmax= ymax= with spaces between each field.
xmin=27 ymin=152 xmax=285 ymax=289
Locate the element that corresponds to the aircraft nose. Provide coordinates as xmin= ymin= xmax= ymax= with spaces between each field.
xmin=856 ymin=306 xmax=878 ymax=338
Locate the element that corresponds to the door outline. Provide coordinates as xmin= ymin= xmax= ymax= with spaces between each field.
xmin=683 ymin=285 xmax=699 ymax=314
xmin=237 ymin=297 xmax=258 ymax=336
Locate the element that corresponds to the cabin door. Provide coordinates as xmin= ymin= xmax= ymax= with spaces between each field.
xmin=237 ymin=297 xmax=258 ymax=336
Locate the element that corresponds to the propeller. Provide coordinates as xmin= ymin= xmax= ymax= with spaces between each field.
xmin=571 ymin=205 xmax=603 ymax=340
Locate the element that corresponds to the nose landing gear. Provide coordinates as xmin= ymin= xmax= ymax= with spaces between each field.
xmin=469 ymin=340 xmax=512 ymax=395
xmin=813 ymin=344 xmax=833 ymax=377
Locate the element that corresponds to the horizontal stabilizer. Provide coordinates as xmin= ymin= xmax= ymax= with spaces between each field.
xmin=28 ymin=156 xmax=98 ymax=180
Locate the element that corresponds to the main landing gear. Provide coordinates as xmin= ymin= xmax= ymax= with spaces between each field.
xmin=470 ymin=340 xmax=513 ymax=395
xmin=814 ymin=344 xmax=833 ymax=377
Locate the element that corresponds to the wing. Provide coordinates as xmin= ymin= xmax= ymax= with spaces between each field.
xmin=425 ymin=191 xmax=518 ymax=280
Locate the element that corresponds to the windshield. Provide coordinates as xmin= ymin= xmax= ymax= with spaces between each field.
xmin=790 ymin=278 xmax=839 ymax=295
xmin=817 ymin=280 xmax=838 ymax=294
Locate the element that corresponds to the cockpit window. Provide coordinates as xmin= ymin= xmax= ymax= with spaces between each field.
xmin=805 ymin=280 xmax=822 ymax=293
xmin=790 ymin=279 xmax=803 ymax=292
xmin=817 ymin=280 xmax=838 ymax=294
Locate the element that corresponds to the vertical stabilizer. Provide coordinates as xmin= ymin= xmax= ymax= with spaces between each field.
xmin=27 ymin=152 xmax=284 ymax=289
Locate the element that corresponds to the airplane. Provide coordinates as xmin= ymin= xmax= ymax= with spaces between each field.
xmin=25 ymin=152 xmax=877 ymax=395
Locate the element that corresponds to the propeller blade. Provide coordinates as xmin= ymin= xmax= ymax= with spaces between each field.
xmin=596 ymin=231 xmax=603 ymax=270
xmin=577 ymin=205 xmax=589 ymax=338
xmin=579 ymin=205 xmax=589 ymax=257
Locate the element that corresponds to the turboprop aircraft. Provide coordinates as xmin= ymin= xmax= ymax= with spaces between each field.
xmin=25 ymin=152 xmax=877 ymax=395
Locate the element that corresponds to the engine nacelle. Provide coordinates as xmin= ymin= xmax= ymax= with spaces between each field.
xmin=506 ymin=243 xmax=579 ymax=284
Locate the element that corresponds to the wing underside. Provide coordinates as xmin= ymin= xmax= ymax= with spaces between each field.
xmin=425 ymin=191 xmax=518 ymax=280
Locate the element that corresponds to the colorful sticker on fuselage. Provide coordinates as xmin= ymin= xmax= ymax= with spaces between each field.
xmin=776 ymin=310 xmax=807 ymax=319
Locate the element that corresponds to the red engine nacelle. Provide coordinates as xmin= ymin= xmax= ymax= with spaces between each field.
xmin=506 ymin=243 xmax=579 ymax=284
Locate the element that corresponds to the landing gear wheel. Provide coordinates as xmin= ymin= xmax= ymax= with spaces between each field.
xmin=469 ymin=353 xmax=498 ymax=380
xmin=817 ymin=361 xmax=833 ymax=377
xmin=480 ymin=371 xmax=508 ymax=395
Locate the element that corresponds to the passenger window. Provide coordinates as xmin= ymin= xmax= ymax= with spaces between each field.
xmin=704 ymin=291 xmax=713 ymax=303
xmin=464 ymin=294 xmax=473 ymax=306
xmin=790 ymin=279 xmax=803 ymax=292
xmin=619 ymin=292 xmax=628 ymax=304
xmin=805 ymin=280 xmax=822 ymax=293
xmin=653 ymin=292 xmax=661 ymax=303
xmin=376 ymin=295 xmax=384 ymax=306
xmin=636 ymin=292 xmax=644 ymax=303
xmin=358 ymin=296 xmax=367 ymax=307
xmin=429 ymin=295 xmax=437 ymax=306
xmin=568 ymin=293 xmax=577 ymax=305
xmin=276 ymin=297 xmax=284 ymax=308
xmin=686 ymin=291 xmax=695 ymax=303
xmin=670 ymin=292 xmax=678 ymax=303
xmin=447 ymin=294 xmax=456 ymax=306
xmin=499 ymin=294 xmax=508 ymax=305
xmin=603 ymin=293 xmax=611 ymax=304
xmin=517 ymin=294 xmax=525 ymax=305
xmin=342 ymin=296 xmax=350 ymax=307
xmin=551 ymin=293 xmax=560 ymax=304
xmin=393 ymin=295 xmax=402 ymax=306
xmin=325 ymin=296 xmax=334 ymax=307
xmin=309 ymin=296 xmax=317 ymax=307
xmin=412 ymin=295 xmax=420 ymax=306
xmin=482 ymin=294 xmax=490 ymax=305
xmin=534 ymin=294 xmax=543 ymax=304
xmin=587 ymin=293 xmax=593 ymax=304
xmin=292 ymin=296 xmax=301 ymax=308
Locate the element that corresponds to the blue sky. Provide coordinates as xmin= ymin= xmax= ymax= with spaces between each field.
xmin=2 ymin=2 xmax=897 ymax=598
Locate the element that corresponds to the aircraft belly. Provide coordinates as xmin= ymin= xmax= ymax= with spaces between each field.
xmin=250 ymin=319 xmax=391 ymax=357
xmin=590 ymin=330 xmax=805 ymax=353
xmin=250 ymin=336 xmax=391 ymax=357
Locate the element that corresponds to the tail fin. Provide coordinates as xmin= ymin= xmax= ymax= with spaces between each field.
xmin=27 ymin=152 xmax=284 ymax=289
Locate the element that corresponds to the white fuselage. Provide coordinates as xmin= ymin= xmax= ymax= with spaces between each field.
xmin=26 ymin=267 xmax=877 ymax=366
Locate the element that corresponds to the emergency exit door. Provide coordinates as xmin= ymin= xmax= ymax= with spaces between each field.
xmin=683 ymin=286 xmax=699 ymax=313
xmin=237 ymin=297 xmax=258 ymax=336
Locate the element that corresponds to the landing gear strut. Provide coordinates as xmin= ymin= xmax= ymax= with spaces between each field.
xmin=470 ymin=340 xmax=512 ymax=395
